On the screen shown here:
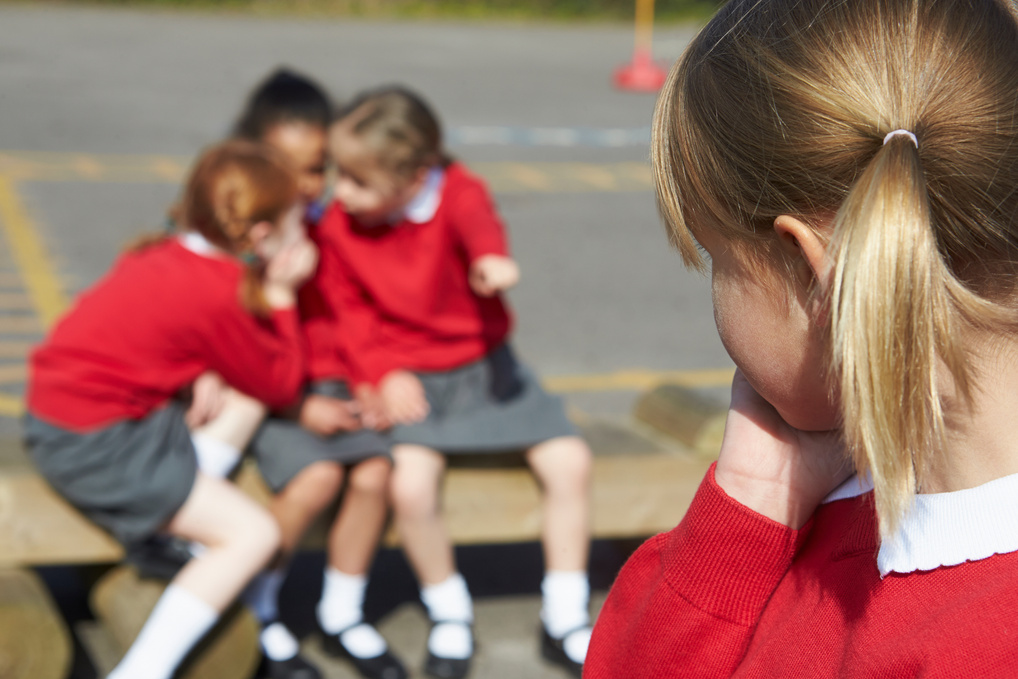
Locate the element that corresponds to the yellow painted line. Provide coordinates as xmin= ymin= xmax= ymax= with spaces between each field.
xmin=544 ymin=367 xmax=736 ymax=393
xmin=0 ymin=364 xmax=26 ymax=384
xmin=0 ymin=151 xmax=654 ymax=193
xmin=0 ymin=177 xmax=68 ymax=328
xmin=0 ymin=393 xmax=22 ymax=417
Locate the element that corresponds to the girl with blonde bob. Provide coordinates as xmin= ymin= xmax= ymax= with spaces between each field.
xmin=587 ymin=0 xmax=1018 ymax=675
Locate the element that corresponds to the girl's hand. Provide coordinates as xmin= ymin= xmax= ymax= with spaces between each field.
xmin=354 ymin=384 xmax=391 ymax=431
xmin=185 ymin=371 xmax=227 ymax=429
xmin=379 ymin=370 xmax=430 ymax=425
xmin=299 ymin=394 xmax=361 ymax=436
xmin=263 ymin=239 xmax=319 ymax=308
xmin=469 ymin=255 xmax=520 ymax=297
xmin=714 ymin=370 xmax=851 ymax=529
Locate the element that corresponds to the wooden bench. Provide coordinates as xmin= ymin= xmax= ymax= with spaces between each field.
xmin=0 ymin=385 xmax=727 ymax=679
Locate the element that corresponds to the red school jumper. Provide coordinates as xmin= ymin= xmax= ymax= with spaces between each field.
xmin=585 ymin=463 xmax=1018 ymax=678
xmin=28 ymin=236 xmax=306 ymax=431
xmin=314 ymin=163 xmax=512 ymax=386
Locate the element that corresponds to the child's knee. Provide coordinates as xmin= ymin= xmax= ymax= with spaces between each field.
xmin=391 ymin=470 xmax=440 ymax=518
xmin=222 ymin=387 xmax=268 ymax=419
xmin=234 ymin=505 xmax=282 ymax=564
xmin=534 ymin=437 xmax=593 ymax=493
xmin=288 ymin=461 xmax=345 ymax=507
xmin=348 ymin=457 xmax=392 ymax=497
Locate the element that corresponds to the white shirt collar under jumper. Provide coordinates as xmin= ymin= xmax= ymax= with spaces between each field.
xmin=822 ymin=471 xmax=1018 ymax=577
xmin=178 ymin=231 xmax=226 ymax=258
xmin=402 ymin=167 xmax=446 ymax=224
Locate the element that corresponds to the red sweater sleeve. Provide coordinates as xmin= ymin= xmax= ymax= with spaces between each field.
xmin=585 ymin=463 xmax=810 ymax=678
xmin=448 ymin=170 xmax=509 ymax=261
xmin=318 ymin=241 xmax=396 ymax=386
xmin=199 ymin=305 xmax=306 ymax=411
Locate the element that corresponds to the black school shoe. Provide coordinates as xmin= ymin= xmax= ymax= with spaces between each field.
xmin=423 ymin=621 xmax=473 ymax=679
xmin=124 ymin=535 xmax=193 ymax=580
xmin=320 ymin=623 xmax=408 ymax=679
xmin=256 ymin=653 xmax=323 ymax=679
xmin=540 ymin=626 xmax=587 ymax=678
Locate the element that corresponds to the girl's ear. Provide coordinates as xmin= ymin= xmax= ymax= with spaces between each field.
xmin=773 ymin=215 xmax=832 ymax=292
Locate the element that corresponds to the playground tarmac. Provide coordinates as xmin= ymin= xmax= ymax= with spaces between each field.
xmin=0 ymin=5 xmax=726 ymax=677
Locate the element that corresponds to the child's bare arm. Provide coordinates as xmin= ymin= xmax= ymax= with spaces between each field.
xmin=468 ymin=254 xmax=520 ymax=297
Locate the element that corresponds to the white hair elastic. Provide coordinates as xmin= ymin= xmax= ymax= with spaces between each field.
xmin=883 ymin=129 xmax=918 ymax=148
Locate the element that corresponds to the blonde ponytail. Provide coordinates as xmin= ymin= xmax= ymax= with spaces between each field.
xmin=830 ymin=135 xmax=956 ymax=534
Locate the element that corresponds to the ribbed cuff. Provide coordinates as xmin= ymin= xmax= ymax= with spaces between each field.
xmin=661 ymin=463 xmax=810 ymax=626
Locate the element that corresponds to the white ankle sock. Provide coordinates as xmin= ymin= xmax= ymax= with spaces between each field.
xmin=421 ymin=574 xmax=473 ymax=659
xmin=243 ymin=568 xmax=286 ymax=624
xmin=191 ymin=433 xmax=241 ymax=479
xmin=562 ymin=627 xmax=592 ymax=664
xmin=107 ymin=584 xmax=218 ymax=679
xmin=541 ymin=571 xmax=591 ymax=639
xmin=317 ymin=569 xmax=389 ymax=658
xmin=260 ymin=621 xmax=300 ymax=662
xmin=339 ymin=623 xmax=388 ymax=659
xmin=428 ymin=622 xmax=473 ymax=660
xmin=317 ymin=568 xmax=368 ymax=633
xmin=421 ymin=573 xmax=473 ymax=624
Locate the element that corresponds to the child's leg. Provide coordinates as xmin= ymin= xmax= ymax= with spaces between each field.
xmin=391 ymin=444 xmax=473 ymax=664
xmin=191 ymin=389 xmax=267 ymax=479
xmin=108 ymin=473 xmax=280 ymax=679
xmin=525 ymin=436 xmax=593 ymax=665
xmin=391 ymin=444 xmax=455 ymax=584
xmin=245 ymin=460 xmax=344 ymax=664
xmin=317 ymin=457 xmax=394 ymax=659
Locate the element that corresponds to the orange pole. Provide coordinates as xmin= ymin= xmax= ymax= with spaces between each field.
xmin=634 ymin=0 xmax=656 ymax=54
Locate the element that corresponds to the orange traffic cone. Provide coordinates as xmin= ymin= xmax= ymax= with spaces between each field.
xmin=614 ymin=0 xmax=668 ymax=92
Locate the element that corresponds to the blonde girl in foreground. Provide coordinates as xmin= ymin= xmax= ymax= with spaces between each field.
xmin=587 ymin=0 xmax=1018 ymax=676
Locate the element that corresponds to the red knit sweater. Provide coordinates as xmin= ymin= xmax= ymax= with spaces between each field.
xmin=28 ymin=238 xmax=305 ymax=431
xmin=315 ymin=163 xmax=512 ymax=385
xmin=586 ymin=464 xmax=1018 ymax=677
xmin=298 ymin=219 xmax=351 ymax=382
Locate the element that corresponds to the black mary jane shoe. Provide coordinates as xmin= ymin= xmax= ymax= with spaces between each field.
xmin=423 ymin=621 xmax=474 ymax=679
xmin=320 ymin=623 xmax=408 ymax=679
xmin=125 ymin=535 xmax=193 ymax=580
xmin=540 ymin=625 xmax=588 ymax=678
xmin=256 ymin=653 xmax=323 ymax=679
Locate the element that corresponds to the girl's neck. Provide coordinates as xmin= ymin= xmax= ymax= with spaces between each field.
xmin=924 ymin=333 xmax=1018 ymax=493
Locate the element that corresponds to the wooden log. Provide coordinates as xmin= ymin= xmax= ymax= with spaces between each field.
xmin=90 ymin=565 xmax=260 ymax=679
xmin=2 ymin=414 xmax=711 ymax=568
xmin=0 ymin=567 xmax=72 ymax=679
xmin=633 ymin=383 xmax=728 ymax=458
xmin=0 ymin=471 xmax=123 ymax=568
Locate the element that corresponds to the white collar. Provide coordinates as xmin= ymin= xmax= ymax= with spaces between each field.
xmin=178 ymin=231 xmax=225 ymax=257
xmin=402 ymin=167 xmax=445 ymax=224
xmin=822 ymin=471 xmax=1018 ymax=576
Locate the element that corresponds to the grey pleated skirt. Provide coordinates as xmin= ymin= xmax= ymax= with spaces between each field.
xmin=392 ymin=344 xmax=577 ymax=455
xmin=23 ymin=403 xmax=198 ymax=548
xmin=249 ymin=380 xmax=392 ymax=493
